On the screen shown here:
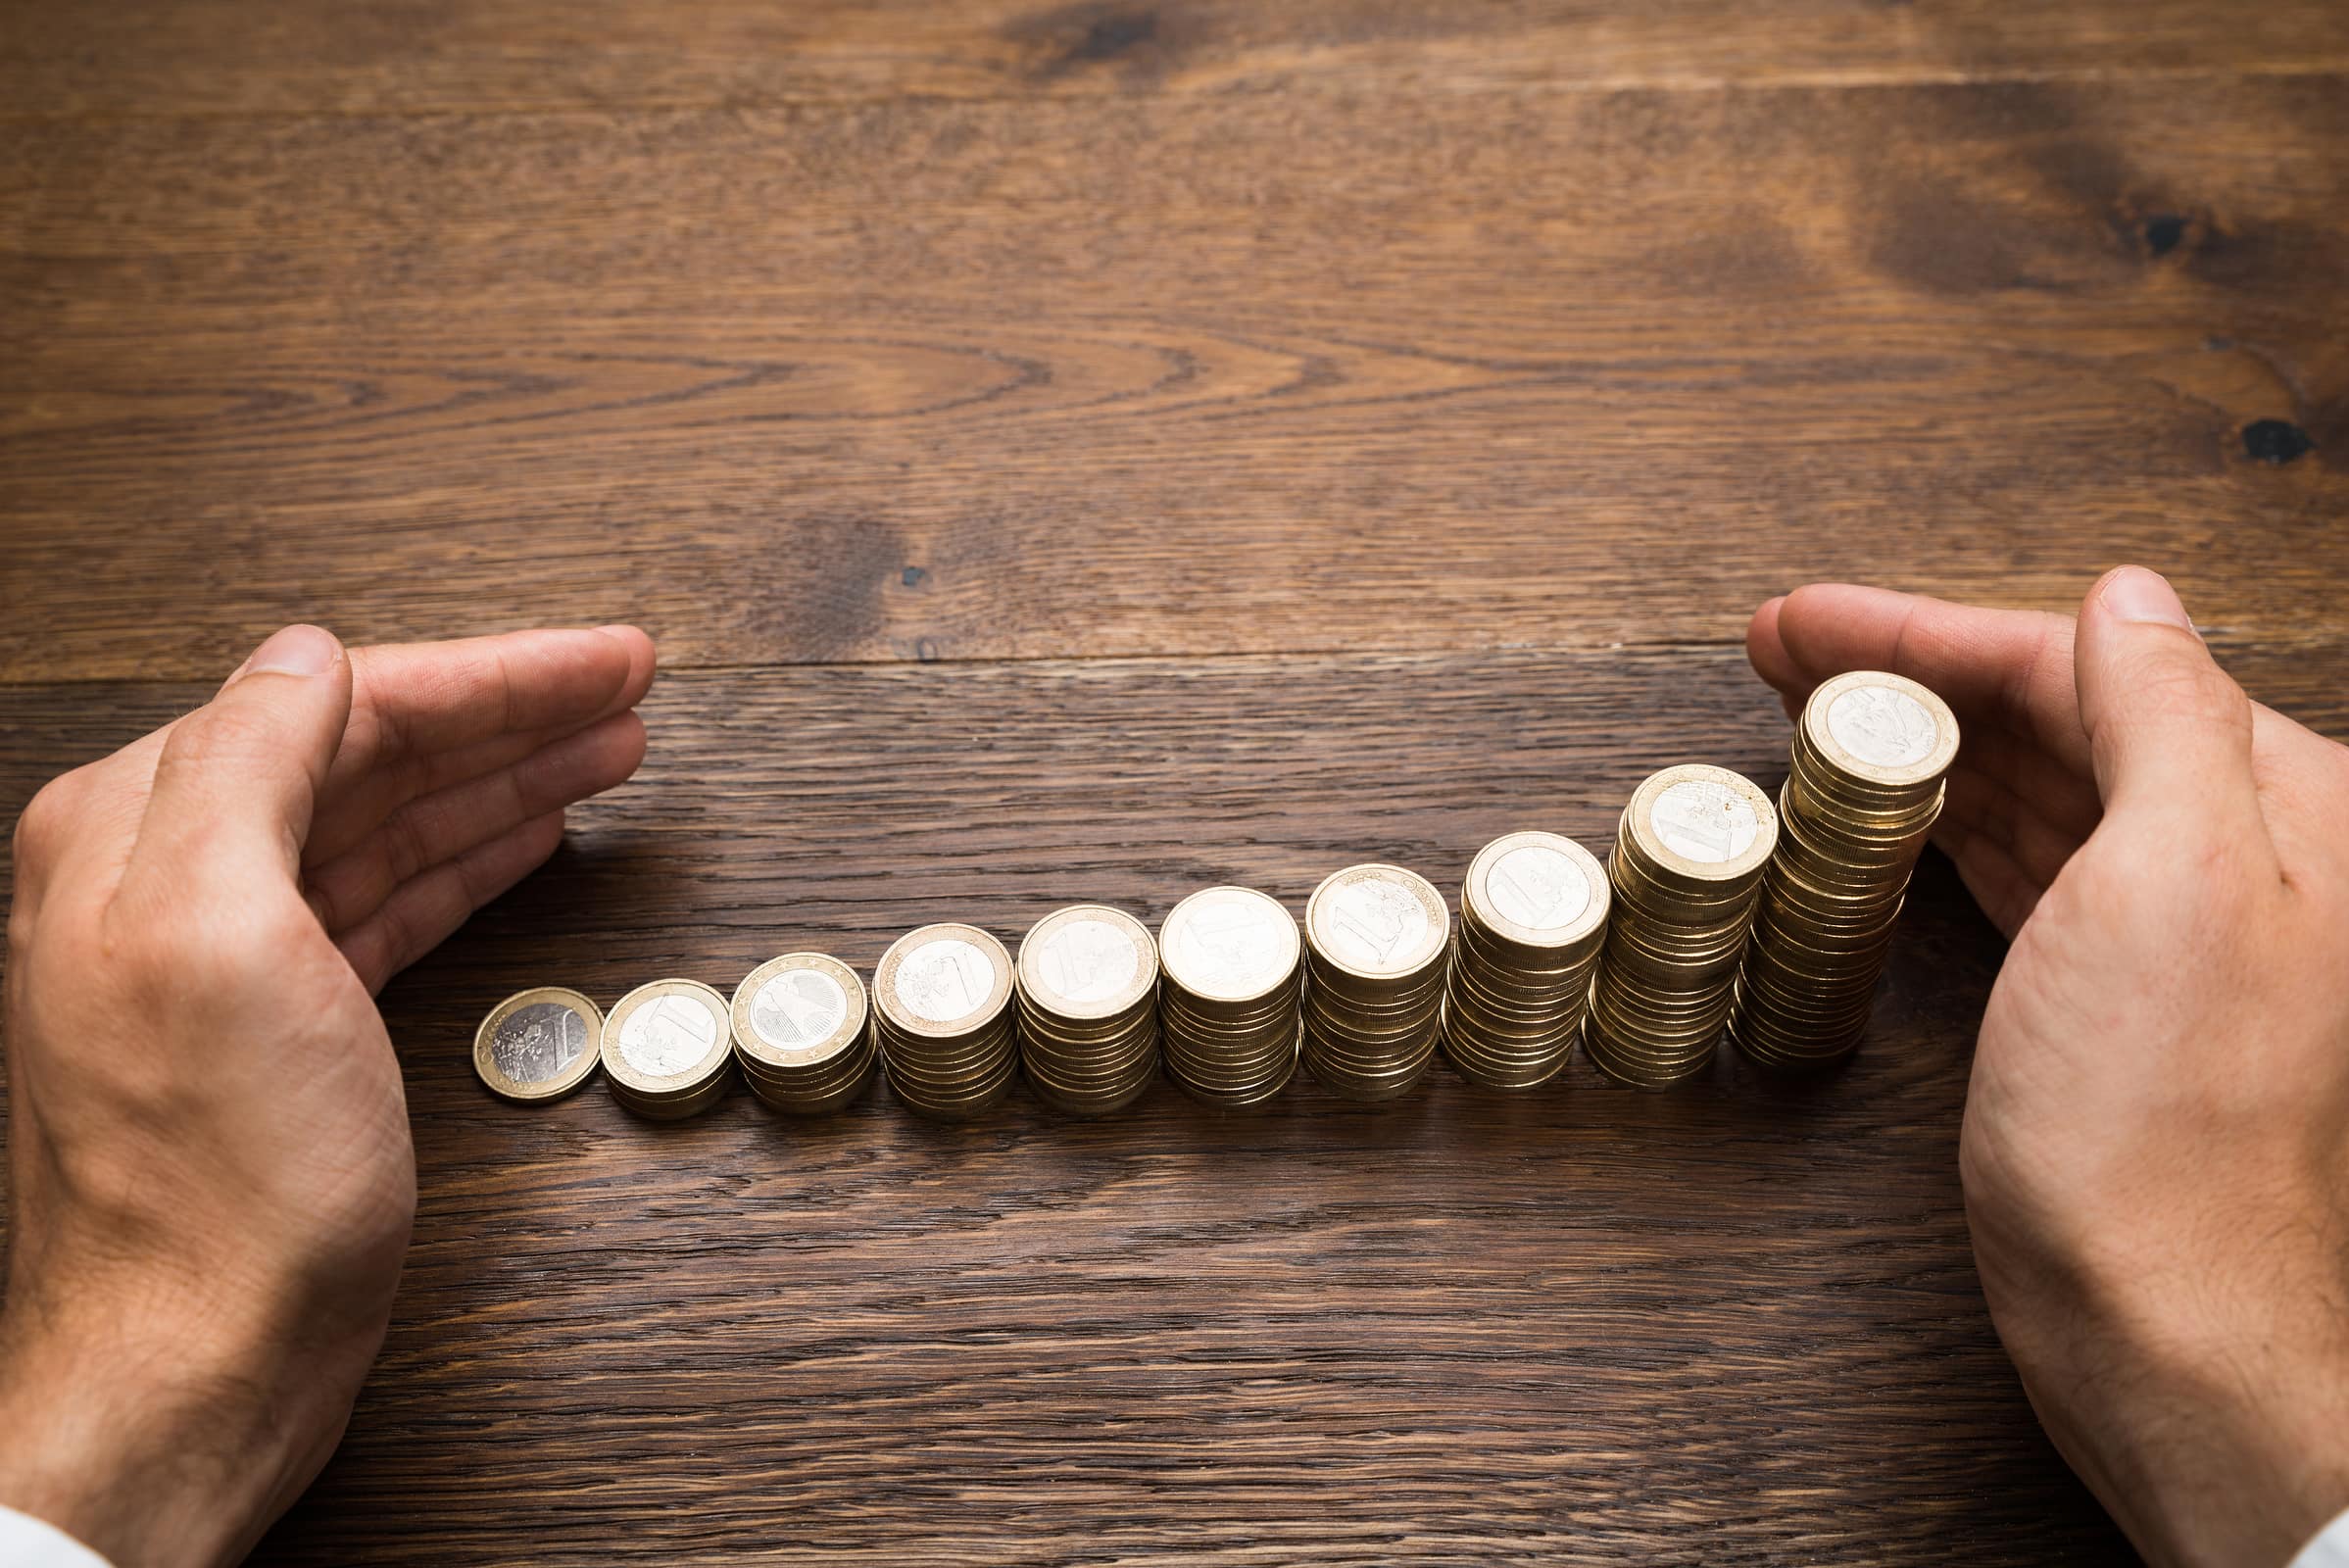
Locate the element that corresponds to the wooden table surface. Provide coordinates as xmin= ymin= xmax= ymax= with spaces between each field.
xmin=4 ymin=4 xmax=2346 ymax=1563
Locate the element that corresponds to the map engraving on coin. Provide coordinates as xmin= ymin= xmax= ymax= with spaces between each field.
xmin=1651 ymin=779 xmax=1760 ymax=863
xmin=1321 ymin=879 xmax=1431 ymax=969
xmin=898 ymin=938 xmax=993 ymax=1024
xmin=753 ymin=969 xmax=849 ymax=1051
xmin=1485 ymin=845 xmax=1590 ymax=931
xmin=1037 ymin=918 xmax=1140 ymax=1004
xmin=492 ymin=1002 xmax=587 ymax=1085
xmin=1827 ymin=684 xmax=1938 ymax=769
xmin=619 ymin=995 xmax=719 ymax=1076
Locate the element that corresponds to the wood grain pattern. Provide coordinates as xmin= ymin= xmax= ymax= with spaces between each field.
xmin=3 ymin=76 xmax=2345 ymax=678
xmin=7 ymin=4 xmax=2349 ymax=1561
xmin=2 ymin=645 xmax=2343 ymax=1565
xmin=6 ymin=0 xmax=2349 ymax=117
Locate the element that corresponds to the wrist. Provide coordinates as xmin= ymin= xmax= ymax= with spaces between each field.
xmin=0 ymin=1290 xmax=316 ymax=1568
xmin=2013 ymin=1253 xmax=2349 ymax=1568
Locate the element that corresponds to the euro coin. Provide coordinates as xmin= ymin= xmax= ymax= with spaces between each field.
xmin=873 ymin=922 xmax=1018 ymax=1121
xmin=1158 ymin=885 xmax=1303 ymax=1109
xmin=1301 ymin=863 xmax=1449 ymax=1102
xmin=1731 ymin=671 xmax=1958 ymax=1073
xmin=1443 ymin=832 xmax=1609 ymax=1090
xmin=602 ymin=979 xmax=735 ymax=1120
xmin=474 ymin=986 xmax=604 ymax=1104
xmin=1017 ymin=904 xmax=1160 ymax=1117
xmin=1586 ymin=765 xmax=1777 ymax=1088
xmin=730 ymin=953 xmax=878 ymax=1115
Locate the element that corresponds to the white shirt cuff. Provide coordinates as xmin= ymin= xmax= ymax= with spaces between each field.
xmin=0 ymin=1505 xmax=111 ymax=1568
xmin=2292 ymin=1506 xmax=2349 ymax=1568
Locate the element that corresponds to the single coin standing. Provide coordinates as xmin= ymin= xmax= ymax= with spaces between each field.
xmin=1442 ymin=833 xmax=1610 ymax=1091
xmin=1586 ymin=765 xmax=1778 ymax=1089
xmin=872 ymin=922 xmax=1018 ymax=1122
xmin=730 ymin=954 xmax=879 ymax=1115
xmin=474 ymin=986 xmax=605 ymax=1104
xmin=1157 ymin=886 xmax=1304 ymax=1109
xmin=1302 ymin=863 xmax=1451 ymax=1102
xmin=601 ymin=979 xmax=736 ymax=1120
xmin=1016 ymin=905 xmax=1161 ymax=1117
xmin=1730 ymin=671 xmax=1958 ymax=1073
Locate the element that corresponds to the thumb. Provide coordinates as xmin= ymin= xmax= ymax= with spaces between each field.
xmin=129 ymin=624 xmax=354 ymax=885
xmin=2073 ymin=566 xmax=2265 ymax=844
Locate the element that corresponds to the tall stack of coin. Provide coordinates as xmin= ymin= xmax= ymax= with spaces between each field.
xmin=730 ymin=953 xmax=879 ymax=1114
xmin=1302 ymin=864 xmax=1451 ymax=1102
xmin=1016 ymin=905 xmax=1161 ymax=1116
xmin=1587 ymin=765 xmax=1778 ymax=1088
xmin=601 ymin=979 xmax=736 ymax=1119
xmin=474 ymin=986 xmax=605 ymax=1104
xmin=1158 ymin=886 xmax=1304 ymax=1109
xmin=1442 ymin=832 xmax=1610 ymax=1090
xmin=1731 ymin=671 xmax=1958 ymax=1072
xmin=871 ymin=922 xmax=1018 ymax=1121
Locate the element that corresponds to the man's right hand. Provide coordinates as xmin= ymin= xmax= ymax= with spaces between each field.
xmin=1750 ymin=567 xmax=2349 ymax=1568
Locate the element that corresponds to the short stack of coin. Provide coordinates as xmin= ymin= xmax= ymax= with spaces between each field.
xmin=730 ymin=953 xmax=879 ymax=1114
xmin=871 ymin=922 xmax=1018 ymax=1121
xmin=1302 ymin=864 xmax=1451 ymax=1102
xmin=1017 ymin=905 xmax=1161 ymax=1116
xmin=601 ymin=979 xmax=736 ymax=1119
xmin=1158 ymin=886 xmax=1304 ymax=1109
xmin=1587 ymin=765 xmax=1778 ymax=1088
xmin=1731 ymin=670 xmax=1958 ymax=1072
xmin=1442 ymin=832 xmax=1610 ymax=1090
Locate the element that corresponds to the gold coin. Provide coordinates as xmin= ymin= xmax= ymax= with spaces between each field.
xmin=601 ymin=979 xmax=733 ymax=1111
xmin=730 ymin=953 xmax=868 ymax=1075
xmin=1158 ymin=886 xmax=1302 ymax=1005
xmin=473 ymin=986 xmax=604 ymax=1104
xmin=1017 ymin=905 xmax=1158 ymax=1022
xmin=873 ymin=923 xmax=1014 ymax=1040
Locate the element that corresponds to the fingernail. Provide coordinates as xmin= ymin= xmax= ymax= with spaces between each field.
xmin=2101 ymin=567 xmax=2197 ymax=634
xmin=246 ymin=623 xmax=339 ymax=678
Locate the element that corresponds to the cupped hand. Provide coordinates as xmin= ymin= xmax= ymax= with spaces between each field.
xmin=1750 ymin=567 xmax=2349 ymax=1567
xmin=0 ymin=622 xmax=655 ymax=1567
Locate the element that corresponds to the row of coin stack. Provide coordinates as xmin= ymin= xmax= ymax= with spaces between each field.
xmin=470 ymin=674 xmax=1957 ymax=1119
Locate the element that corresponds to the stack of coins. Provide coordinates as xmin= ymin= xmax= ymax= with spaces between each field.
xmin=1442 ymin=832 xmax=1610 ymax=1090
xmin=1016 ymin=905 xmax=1161 ymax=1116
xmin=601 ymin=979 xmax=736 ymax=1119
xmin=474 ymin=986 xmax=604 ymax=1104
xmin=1732 ymin=670 xmax=1958 ymax=1072
xmin=871 ymin=922 xmax=1018 ymax=1121
xmin=1158 ymin=886 xmax=1304 ymax=1109
xmin=729 ymin=954 xmax=879 ymax=1114
xmin=1302 ymin=864 xmax=1451 ymax=1102
xmin=1587 ymin=766 xmax=1778 ymax=1088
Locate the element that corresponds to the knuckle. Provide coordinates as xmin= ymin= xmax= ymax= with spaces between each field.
xmin=13 ymin=775 xmax=79 ymax=866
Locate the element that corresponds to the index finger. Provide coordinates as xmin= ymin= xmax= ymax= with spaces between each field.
xmin=1750 ymin=584 xmax=2090 ymax=776
xmin=329 ymin=626 xmax=656 ymax=789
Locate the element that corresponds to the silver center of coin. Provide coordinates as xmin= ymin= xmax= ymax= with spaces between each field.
xmin=1171 ymin=895 xmax=1291 ymax=992
xmin=619 ymin=995 xmax=719 ymax=1076
xmin=1319 ymin=879 xmax=1431 ymax=970
xmin=1037 ymin=918 xmax=1139 ymax=1004
xmin=753 ymin=969 xmax=848 ymax=1051
xmin=1485 ymin=846 xmax=1590 ymax=931
xmin=1651 ymin=780 xmax=1759 ymax=863
xmin=897 ymin=938 xmax=994 ymax=1024
xmin=1827 ymin=685 xmax=1938 ymax=768
xmin=493 ymin=1002 xmax=586 ymax=1084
